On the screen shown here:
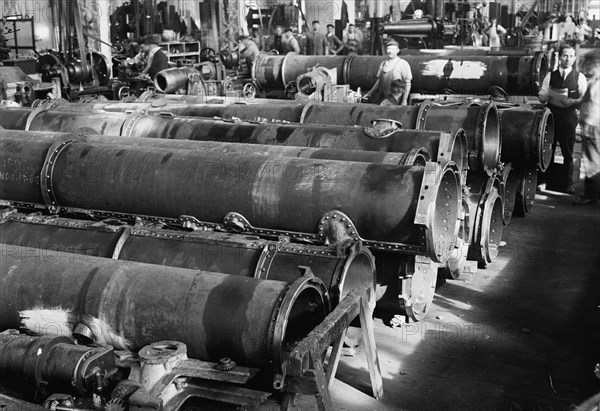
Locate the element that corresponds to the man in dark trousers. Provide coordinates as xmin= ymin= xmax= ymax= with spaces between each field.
xmin=267 ymin=25 xmax=284 ymax=54
xmin=539 ymin=45 xmax=588 ymax=194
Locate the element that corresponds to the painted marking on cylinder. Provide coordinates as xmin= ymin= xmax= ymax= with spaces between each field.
xmin=421 ymin=60 xmax=488 ymax=79
xmin=19 ymin=308 xmax=72 ymax=336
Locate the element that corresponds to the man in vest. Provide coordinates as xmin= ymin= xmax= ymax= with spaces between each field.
xmin=539 ymin=45 xmax=588 ymax=194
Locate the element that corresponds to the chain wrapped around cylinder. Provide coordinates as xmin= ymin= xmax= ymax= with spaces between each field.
xmin=0 ymin=244 xmax=330 ymax=373
xmin=0 ymin=132 xmax=461 ymax=262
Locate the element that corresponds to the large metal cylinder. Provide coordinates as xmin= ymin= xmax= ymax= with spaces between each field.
xmin=252 ymin=54 xmax=347 ymax=90
xmin=154 ymin=67 xmax=197 ymax=93
xmin=0 ymin=133 xmax=461 ymax=261
xmin=0 ymin=334 xmax=115 ymax=397
xmin=300 ymin=101 xmax=501 ymax=175
xmin=15 ymin=104 xmax=479 ymax=175
xmin=3 ymin=122 xmax=425 ymax=167
xmin=496 ymin=103 xmax=554 ymax=171
xmin=29 ymin=100 xmax=309 ymax=122
xmin=0 ymin=107 xmax=129 ymax=135
xmin=381 ymin=20 xmax=437 ymax=36
xmin=344 ymin=52 xmax=548 ymax=95
xmin=0 ymin=211 xmax=375 ymax=305
xmin=250 ymin=53 xmax=548 ymax=95
xmin=0 ymin=244 xmax=330 ymax=371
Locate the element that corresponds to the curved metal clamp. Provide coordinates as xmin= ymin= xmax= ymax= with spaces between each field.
xmin=179 ymin=215 xmax=217 ymax=231
xmin=40 ymin=136 xmax=79 ymax=214
xmin=363 ymin=118 xmax=403 ymax=138
xmin=317 ymin=210 xmax=362 ymax=245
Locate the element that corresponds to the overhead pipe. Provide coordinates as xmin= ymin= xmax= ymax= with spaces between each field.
xmin=0 ymin=133 xmax=461 ymax=262
xmin=0 ymin=211 xmax=375 ymax=306
xmin=28 ymin=99 xmax=309 ymax=122
xmin=0 ymin=245 xmax=330 ymax=373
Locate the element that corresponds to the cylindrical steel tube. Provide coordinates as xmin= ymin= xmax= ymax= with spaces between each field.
xmin=497 ymin=104 xmax=554 ymax=171
xmin=301 ymin=101 xmax=501 ymax=175
xmin=252 ymin=53 xmax=350 ymax=91
xmin=0 ymin=107 xmax=129 ymax=135
xmin=250 ymin=53 xmax=549 ymax=95
xmin=0 ymin=133 xmax=461 ymax=261
xmin=0 ymin=212 xmax=375 ymax=305
xmin=381 ymin=20 xmax=437 ymax=36
xmin=347 ymin=53 xmax=549 ymax=95
xmin=154 ymin=67 xmax=197 ymax=93
xmin=3 ymin=127 xmax=423 ymax=167
xmin=0 ymin=334 xmax=113 ymax=396
xmin=0 ymin=107 xmax=34 ymax=130
xmin=0 ymin=245 xmax=330 ymax=371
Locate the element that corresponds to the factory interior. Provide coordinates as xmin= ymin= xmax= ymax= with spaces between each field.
xmin=0 ymin=0 xmax=599 ymax=410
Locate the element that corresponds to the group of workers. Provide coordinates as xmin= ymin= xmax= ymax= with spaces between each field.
xmin=247 ymin=21 xmax=365 ymax=56
xmin=239 ymin=21 xmax=365 ymax=73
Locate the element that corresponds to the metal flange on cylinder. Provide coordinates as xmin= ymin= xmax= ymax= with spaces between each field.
xmin=498 ymin=163 xmax=519 ymax=225
xmin=464 ymin=174 xmax=505 ymax=268
xmin=0 ymin=210 xmax=375 ymax=306
xmin=513 ymin=165 xmax=538 ymax=216
xmin=0 ymin=132 xmax=461 ymax=262
xmin=0 ymin=244 xmax=330 ymax=373
xmin=496 ymin=103 xmax=554 ymax=172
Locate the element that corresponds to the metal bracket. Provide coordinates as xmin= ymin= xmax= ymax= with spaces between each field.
xmin=179 ymin=215 xmax=219 ymax=231
xmin=317 ymin=210 xmax=361 ymax=245
xmin=363 ymin=119 xmax=403 ymax=138
xmin=111 ymin=227 xmax=132 ymax=260
xmin=415 ymin=100 xmax=435 ymax=130
xmin=254 ymin=243 xmax=278 ymax=279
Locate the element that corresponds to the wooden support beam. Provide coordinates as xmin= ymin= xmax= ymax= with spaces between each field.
xmin=285 ymin=285 xmax=383 ymax=410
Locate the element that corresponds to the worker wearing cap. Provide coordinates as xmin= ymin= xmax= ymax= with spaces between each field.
xmin=326 ymin=24 xmax=344 ymax=55
xmin=364 ymin=39 xmax=412 ymax=105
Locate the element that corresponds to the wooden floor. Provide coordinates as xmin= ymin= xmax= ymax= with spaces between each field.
xmin=308 ymin=186 xmax=600 ymax=410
